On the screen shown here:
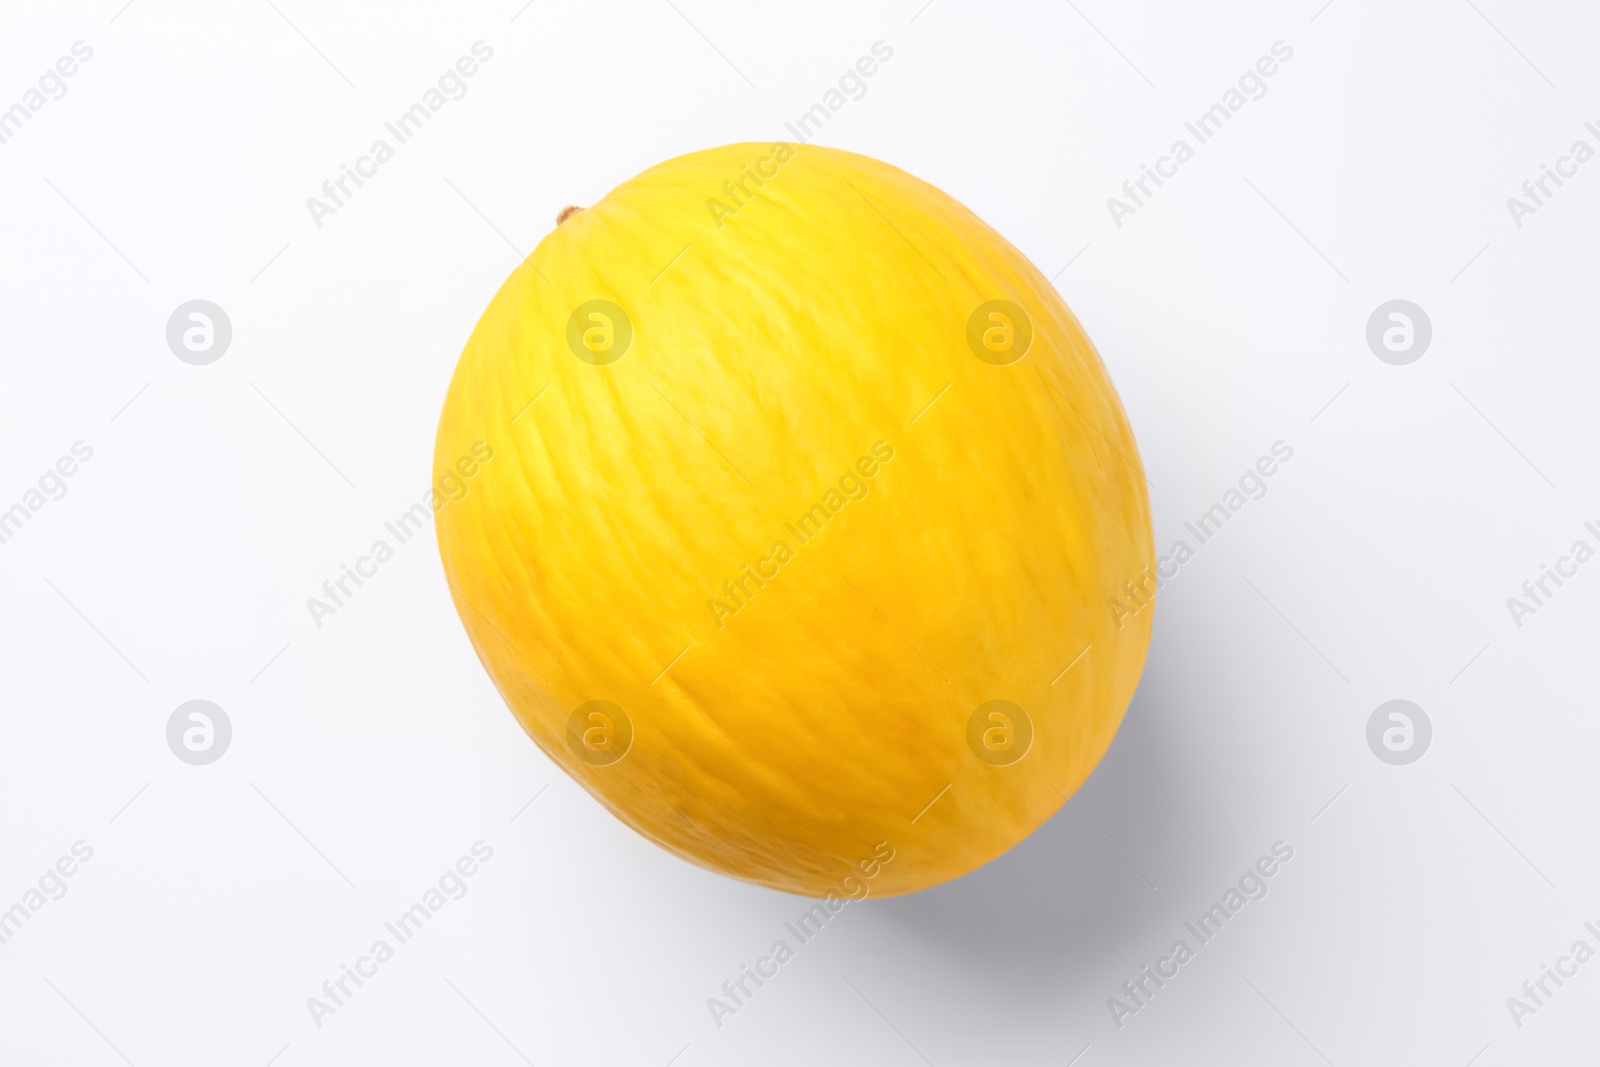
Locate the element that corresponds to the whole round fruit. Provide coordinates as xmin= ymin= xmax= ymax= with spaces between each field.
xmin=434 ymin=142 xmax=1152 ymax=898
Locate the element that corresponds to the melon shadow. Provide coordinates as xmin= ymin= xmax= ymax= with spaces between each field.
xmin=860 ymin=652 xmax=1214 ymax=990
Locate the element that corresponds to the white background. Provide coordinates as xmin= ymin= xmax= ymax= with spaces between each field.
xmin=3 ymin=1 xmax=1598 ymax=1064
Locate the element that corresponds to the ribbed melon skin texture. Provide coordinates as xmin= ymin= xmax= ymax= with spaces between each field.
xmin=434 ymin=143 xmax=1152 ymax=897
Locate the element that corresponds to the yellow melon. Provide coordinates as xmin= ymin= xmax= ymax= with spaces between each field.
xmin=434 ymin=142 xmax=1152 ymax=897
